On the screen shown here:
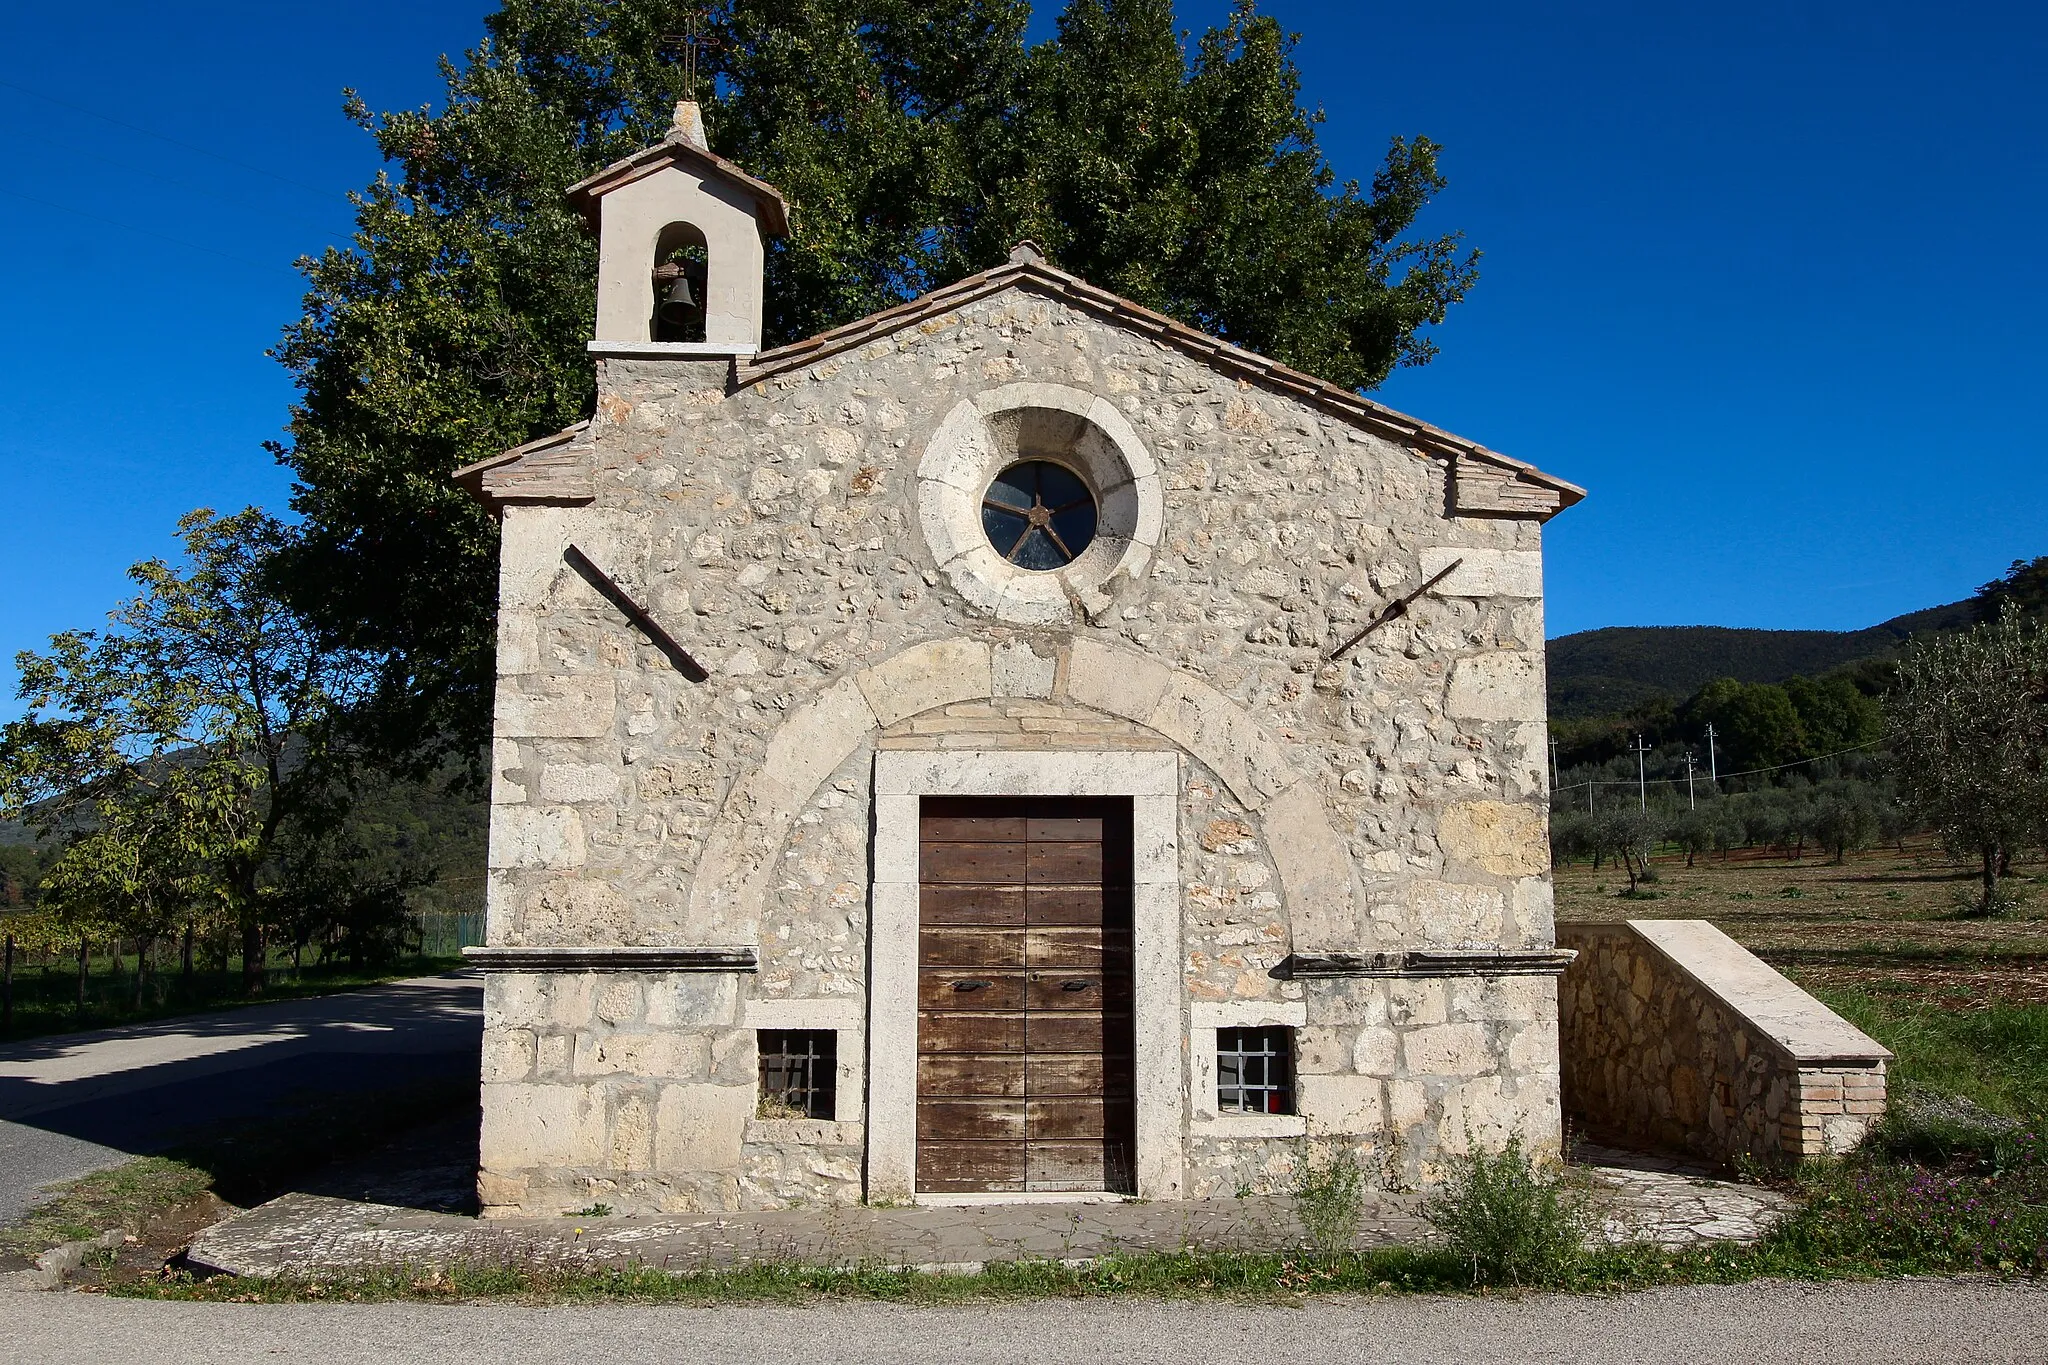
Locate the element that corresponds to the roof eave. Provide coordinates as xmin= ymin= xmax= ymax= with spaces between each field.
xmin=735 ymin=262 xmax=1584 ymax=519
xmin=563 ymin=138 xmax=790 ymax=238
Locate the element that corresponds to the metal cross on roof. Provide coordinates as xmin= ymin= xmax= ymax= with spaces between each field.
xmin=659 ymin=9 xmax=723 ymax=102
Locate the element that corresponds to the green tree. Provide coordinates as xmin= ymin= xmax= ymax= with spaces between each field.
xmin=1886 ymin=612 xmax=2048 ymax=913
xmin=0 ymin=511 xmax=371 ymax=995
xmin=0 ymin=844 xmax=41 ymax=908
xmin=1691 ymin=679 xmax=1808 ymax=769
xmin=1783 ymin=674 xmax=1882 ymax=755
xmin=1808 ymin=779 xmax=1879 ymax=865
xmin=275 ymin=0 xmax=1481 ymax=761
xmin=34 ymin=793 xmax=215 ymax=1009
xmin=1593 ymin=807 xmax=1657 ymax=893
xmin=1977 ymin=555 xmax=2048 ymax=622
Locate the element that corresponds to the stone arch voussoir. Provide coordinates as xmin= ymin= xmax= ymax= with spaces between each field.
xmin=686 ymin=634 xmax=1358 ymax=947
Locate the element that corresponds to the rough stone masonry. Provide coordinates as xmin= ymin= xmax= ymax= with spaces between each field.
xmin=456 ymin=101 xmax=1588 ymax=1216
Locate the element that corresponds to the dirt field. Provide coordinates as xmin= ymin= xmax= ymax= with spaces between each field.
xmin=1553 ymin=836 xmax=2048 ymax=1008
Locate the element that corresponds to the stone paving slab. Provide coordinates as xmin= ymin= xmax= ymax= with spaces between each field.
xmin=186 ymin=1164 xmax=1791 ymax=1279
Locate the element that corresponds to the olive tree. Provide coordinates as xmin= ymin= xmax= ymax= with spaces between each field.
xmin=1886 ymin=611 xmax=2048 ymax=913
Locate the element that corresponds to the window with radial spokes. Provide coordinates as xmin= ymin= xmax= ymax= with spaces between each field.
xmin=980 ymin=461 xmax=1099 ymax=570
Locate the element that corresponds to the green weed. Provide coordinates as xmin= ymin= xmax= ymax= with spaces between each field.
xmin=1421 ymin=1135 xmax=1594 ymax=1288
xmin=1291 ymin=1144 xmax=1367 ymax=1256
xmin=0 ymin=1158 xmax=211 ymax=1265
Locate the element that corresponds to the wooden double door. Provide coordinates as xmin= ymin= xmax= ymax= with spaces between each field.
xmin=916 ymin=797 xmax=1136 ymax=1194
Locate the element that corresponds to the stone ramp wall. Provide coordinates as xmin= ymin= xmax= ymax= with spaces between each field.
xmin=1557 ymin=920 xmax=1890 ymax=1167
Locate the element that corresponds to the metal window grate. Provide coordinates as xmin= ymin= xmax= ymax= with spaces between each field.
xmin=1217 ymin=1026 xmax=1294 ymax=1115
xmin=758 ymin=1029 xmax=837 ymax=1120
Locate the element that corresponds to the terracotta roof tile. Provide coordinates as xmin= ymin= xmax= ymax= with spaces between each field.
xmin=734 ymin=260 xmax=1584 ymax=517
xmin=565 ymin=137 xmax=790 ymax=238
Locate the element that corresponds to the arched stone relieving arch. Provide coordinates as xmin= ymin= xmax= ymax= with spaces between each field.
xmin=683 ymin=634 xmax=1360 ymax=950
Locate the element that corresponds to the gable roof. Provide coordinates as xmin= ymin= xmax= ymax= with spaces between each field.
xmin=735 ymin=249 xmax=1584 ymax=518
xmin=457 ymin=252 xmax=1585 ymax=521
xmin=565 ymin=135 xmax=791 ymax=238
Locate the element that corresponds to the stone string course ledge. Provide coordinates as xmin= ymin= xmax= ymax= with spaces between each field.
xmin=1557 ymin=920 xmax=1891 ymax=1166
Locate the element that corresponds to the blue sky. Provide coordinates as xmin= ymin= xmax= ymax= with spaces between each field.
xmin=1 ymin=1 xmax=2042 ymax=713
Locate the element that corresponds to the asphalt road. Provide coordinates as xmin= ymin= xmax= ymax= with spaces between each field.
xmin=4 ymin=1278 xmax=2045 ymax=1364
xmin=0 ymin=974 xmax=482 ymax=1223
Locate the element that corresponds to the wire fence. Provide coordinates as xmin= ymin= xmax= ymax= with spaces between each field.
xmin=415 ymin=911 xmax=486 ymax=959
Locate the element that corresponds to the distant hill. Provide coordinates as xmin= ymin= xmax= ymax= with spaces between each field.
xmin=1545 ymin=599 xmax=1979 ymax=720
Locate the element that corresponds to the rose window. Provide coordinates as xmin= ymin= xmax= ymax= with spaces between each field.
xmin=980 ymin=461 xmax=1099 ymax=570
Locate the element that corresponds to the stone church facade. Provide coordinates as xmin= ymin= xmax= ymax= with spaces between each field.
xmin=458 ymin=104 xmax=1585 ymax=1216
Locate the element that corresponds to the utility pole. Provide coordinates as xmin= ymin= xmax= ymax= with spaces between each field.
xmin=1629 ymin=735 xmax=1653 ymax=811
xmin=1704 ymin=723 xmax=1719 ymax=784
xmin=1684 ymin=750 xmax=1697 ymax=811
xmin=1549 ymin=738 xmax=1560 ymax=795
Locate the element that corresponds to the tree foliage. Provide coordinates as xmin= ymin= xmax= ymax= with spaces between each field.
xmin=1886 ymin=612 xmax=2048 ymax=913
xmin=274 ymin=0 xmax=1481 ymax=760
xmin=1978 ymin=556 xmax=2048 ymax=622
xmin=0 ymin=511 xmax=376 ymax=993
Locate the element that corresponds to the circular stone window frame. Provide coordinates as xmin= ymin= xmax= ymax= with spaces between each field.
xmin=916 ymin=382 xmax=1163 ymax=626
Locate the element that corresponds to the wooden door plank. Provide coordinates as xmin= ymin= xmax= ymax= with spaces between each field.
xmin=1025 ymin=888 xmax=1107 ymax=925
xmin=919 ymin=1012 xmax=1025 ymax=1053
xmin=1026 ymin=1142 xmax=1108 ymax=1192
xmin=918 ymin=1099 xmax=1025 ymax=1141
xmin=918 ymin=1142 xmax=1025 ymax=1192
xmin=1025 ymin=1054 xmax=1133 ymax=1097
xmin=917 ymin=971 xmax=1025 ymax=1012
xmin=1028 ymin=841 xmax=1104 ymax=884
xmin=920 ymin=885 xmax=1026 ymax=925
xmin=922 ymin=841 xmax=1028 ymax=884
xmin=920 ymin=815 xmax=1028 ymax=842
xmin=1027 ymin=1098 xmax=1115 ymax=1141
xmin=1025 ymin=973 xmax=1112 ymax=1011
xmin=919 ymin=1054 xmax=1025 ymax=1097
xmin=918 ymin=927 xmax=1026 ymax=967
xmin=1025 ymin=927 xmax=1119 ymax=966
xmin=1026 ymin=817 xmax=1104 ymax=842
xmin=1026 ymin=1011 xmax=1131 ymax=1053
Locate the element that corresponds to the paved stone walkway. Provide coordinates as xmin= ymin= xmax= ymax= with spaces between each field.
xmin=187 ymin=1152 xmax=1791 ymax=1278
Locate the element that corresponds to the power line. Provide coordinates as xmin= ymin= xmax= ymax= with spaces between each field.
xmin=1552 ymin=738 xmax=1884 ymax=795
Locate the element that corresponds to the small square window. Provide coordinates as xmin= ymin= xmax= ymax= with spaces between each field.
xmin=758 ymin=1029 xmax=836 ymax=1119
xmin=1217 ymin=1026 xmax=1294 ymax=1115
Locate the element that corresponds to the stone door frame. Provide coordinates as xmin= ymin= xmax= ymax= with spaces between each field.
xmin=867 ymin=749 xmax=1184 ymax=1203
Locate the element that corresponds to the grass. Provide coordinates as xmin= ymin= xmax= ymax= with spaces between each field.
xmin=0 ymin=952 xmax=464 ymax=1043
xmin=1819 ymin=987 xmax=2048 ymax=1128
xmin=100 ymin=1184 xmax=2048 ymax=1305
xmin=0 ymin=1159 xmax=211 ymax=1267
xmin=1555 ymin=838 xmax=2048 ymax=1008
xmin=101 ymin=1114 xmax=2048 ymax=1305
xmin=3 ymin=1080 xmax=475 ymax=1271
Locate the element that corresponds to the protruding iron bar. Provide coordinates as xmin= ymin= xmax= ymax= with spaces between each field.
xmin=564 ymin=544 xmax=710 ymax=682
xmin=1324 ymin=557 xmax=1464 ymax=662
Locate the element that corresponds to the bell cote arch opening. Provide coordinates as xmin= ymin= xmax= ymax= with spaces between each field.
xmin=649 ymin=221 xmax=710 ymax=343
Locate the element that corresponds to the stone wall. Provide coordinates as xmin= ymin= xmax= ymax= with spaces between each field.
xmin=1557 ymin=920 xmax=1889 ymax=1166
xmin=476 ymin=283 xmax=1565 ymax=1213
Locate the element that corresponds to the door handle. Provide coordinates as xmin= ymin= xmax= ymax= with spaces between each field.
xmin=1061 ymin=979 xmax=1093 ymax=992
xmin=952 ymin=979 xmax=991 ymax=992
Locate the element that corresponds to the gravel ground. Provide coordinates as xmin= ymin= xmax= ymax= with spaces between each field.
xmin=4 ymin=1278 xmax=2044 ymax=1364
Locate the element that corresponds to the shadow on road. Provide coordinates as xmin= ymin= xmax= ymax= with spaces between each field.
xmin=0 ymin=974 xmax=484 ymax=1217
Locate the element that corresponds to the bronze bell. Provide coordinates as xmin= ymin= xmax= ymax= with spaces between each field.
xmin=655 ymin=261 xmax=698 ymax=329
